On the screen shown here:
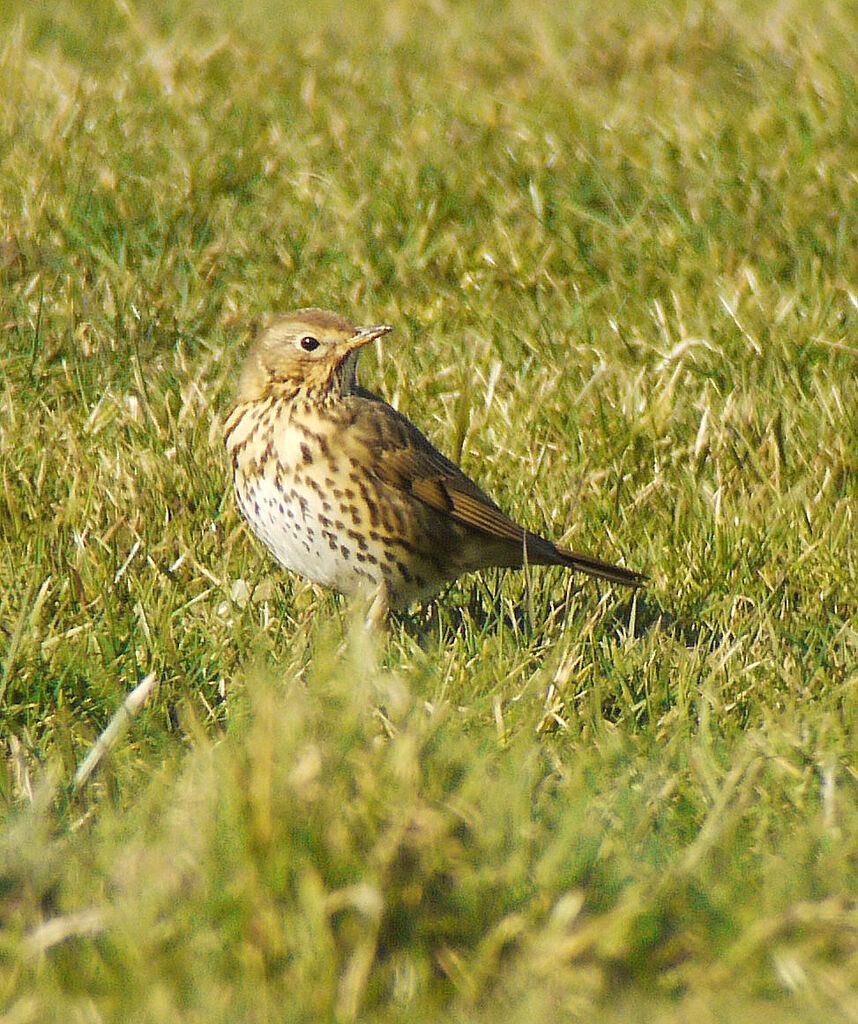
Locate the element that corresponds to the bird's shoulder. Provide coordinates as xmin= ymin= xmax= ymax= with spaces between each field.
xmin=340 ymin=388 xmax=490 ymax=495
xmin=338 ymin=389 xmax=527 ymax=545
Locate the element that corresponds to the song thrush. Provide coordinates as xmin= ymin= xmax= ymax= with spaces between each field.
xmin=224 ymin=308 xmax=645 ymax=617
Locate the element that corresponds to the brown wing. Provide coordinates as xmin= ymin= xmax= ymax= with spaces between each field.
xmin=343 ymin=389 xmax=645 ymax=586
xmin=346 ymin=389 xmax=536 ymax=541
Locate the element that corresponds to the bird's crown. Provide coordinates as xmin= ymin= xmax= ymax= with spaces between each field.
xmin=235 ymin=307 xmax=392 ymax=402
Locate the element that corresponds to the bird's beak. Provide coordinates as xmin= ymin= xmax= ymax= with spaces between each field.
xmin=345 ymin=323 xmax=393 ymax=352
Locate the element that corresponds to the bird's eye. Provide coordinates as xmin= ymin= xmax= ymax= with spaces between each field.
xmin=300 ymin=335 xmax=320 ymax=352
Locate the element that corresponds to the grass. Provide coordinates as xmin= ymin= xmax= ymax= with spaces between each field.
xmin=1 ymin=0 xmax=858 ymax=1019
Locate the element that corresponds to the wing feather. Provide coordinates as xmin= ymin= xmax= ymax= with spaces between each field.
xmin=341 ymin=390 xmax=644 ymax=585
xmin=349 ymin=395 xmax=529 ymax=544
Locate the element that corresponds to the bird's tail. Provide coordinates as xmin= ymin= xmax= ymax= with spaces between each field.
xmin=552 ymin=545 xmax=646 ymax=587
xmin=525 ymin=532 xmax=646 ymax=587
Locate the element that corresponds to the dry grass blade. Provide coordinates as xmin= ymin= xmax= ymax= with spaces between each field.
xmin=72 ymin=673 xmax=158 ymax=792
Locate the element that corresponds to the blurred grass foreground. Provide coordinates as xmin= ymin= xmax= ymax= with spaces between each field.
xmin=1 ymin=0 xmax=858 ymax=1020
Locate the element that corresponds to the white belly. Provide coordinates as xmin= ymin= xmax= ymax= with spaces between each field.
xmin=234 ymin=471 xmax=380 ymax=596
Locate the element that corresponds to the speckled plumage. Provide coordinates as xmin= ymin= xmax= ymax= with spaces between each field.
xmin=224 ymin=308 xmax=645 ymax=614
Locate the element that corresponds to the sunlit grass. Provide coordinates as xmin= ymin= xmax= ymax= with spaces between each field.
xmin=1 ymin=0 xmax=857 ymax=1019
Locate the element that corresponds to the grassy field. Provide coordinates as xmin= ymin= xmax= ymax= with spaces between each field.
xmin=1 ymin=0 xmax=857 ymax=1019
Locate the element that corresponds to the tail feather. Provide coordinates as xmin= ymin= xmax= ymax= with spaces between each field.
xmin=553 ymin=545 xmax=646 ymax=587
xmin=525 ymin=532 xmax=646 ymax=587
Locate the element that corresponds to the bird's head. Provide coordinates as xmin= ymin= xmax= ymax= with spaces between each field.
xmin=236 ymin=308 xmax=392 ymax=402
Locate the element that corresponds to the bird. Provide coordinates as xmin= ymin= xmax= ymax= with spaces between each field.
xmin=223 ymin=308 xmax=646 ymax=620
